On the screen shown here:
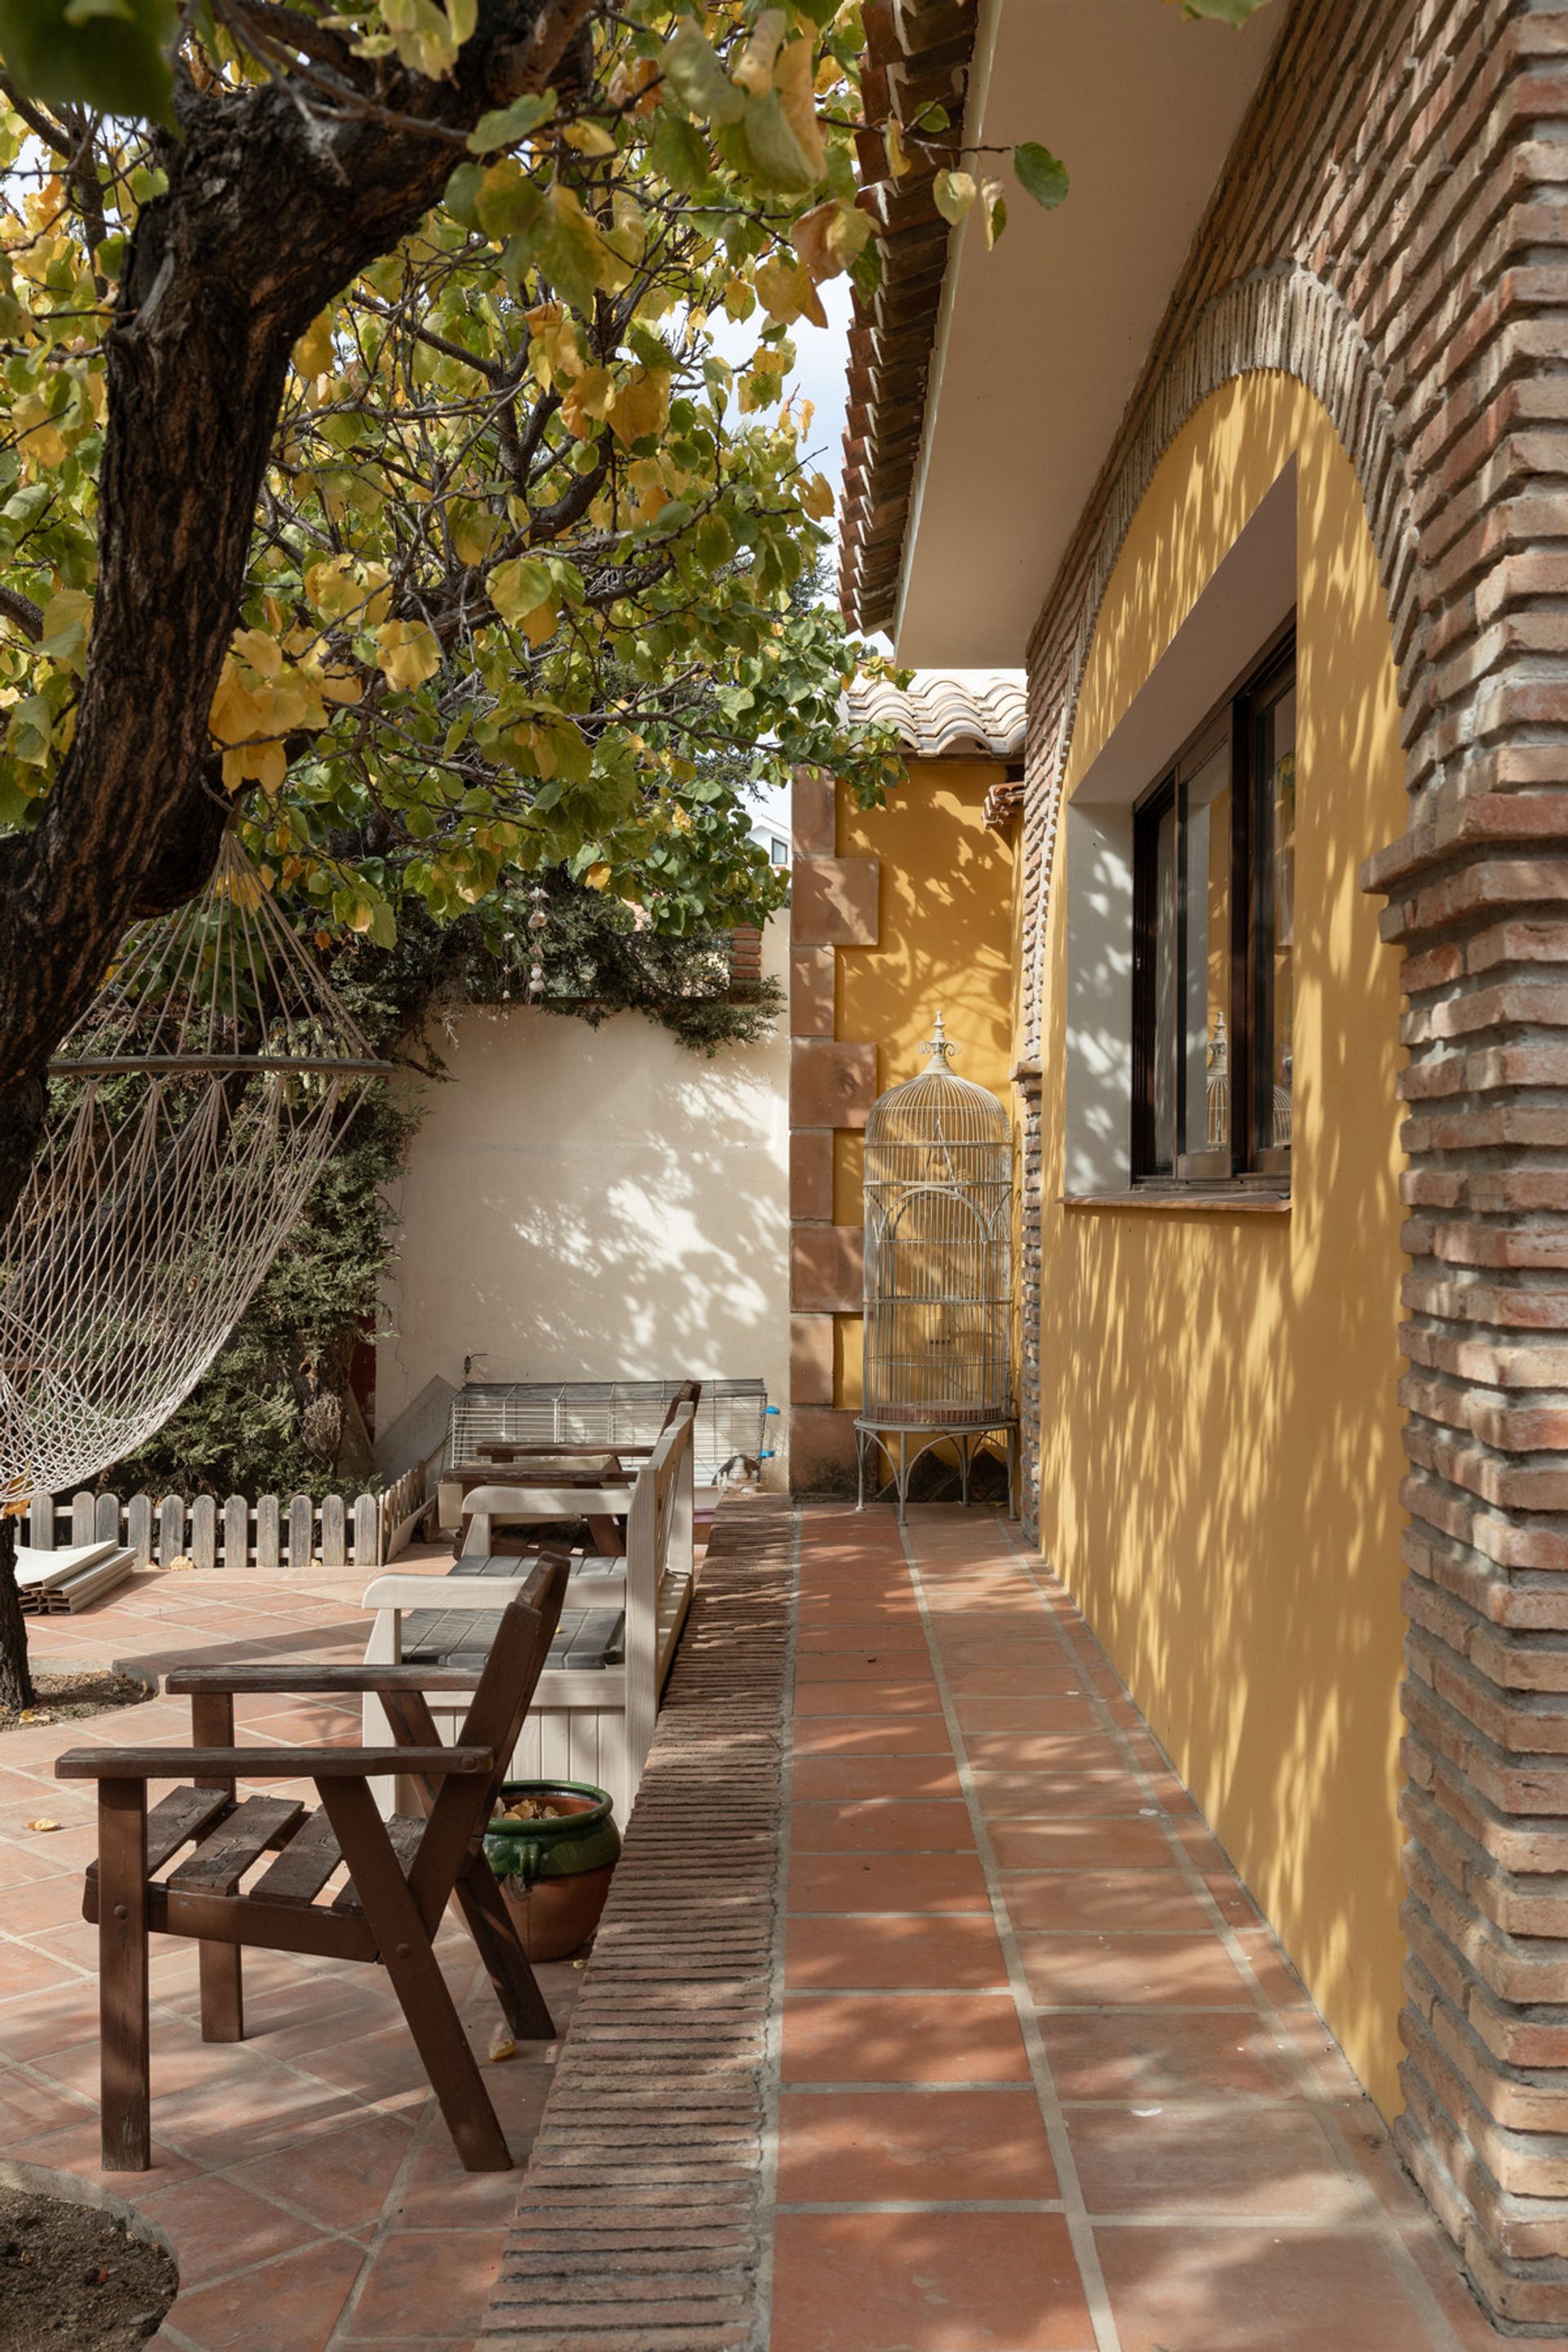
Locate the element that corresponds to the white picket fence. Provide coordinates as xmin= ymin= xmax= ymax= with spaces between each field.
xmin=20 ymin=1462 xmax=430 ymax=1572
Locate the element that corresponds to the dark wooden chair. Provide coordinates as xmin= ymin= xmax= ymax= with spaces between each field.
xmin=55 ymin=1552 xmax=570 ymax=2176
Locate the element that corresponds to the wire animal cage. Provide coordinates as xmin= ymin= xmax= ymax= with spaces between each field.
xmin=859 ymin=1016 xmax=1015 ymax=1517
xmin=446 ymin=1377 xmax=769 ymax=1488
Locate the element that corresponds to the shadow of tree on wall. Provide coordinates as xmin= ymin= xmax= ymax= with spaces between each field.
xmin=1036 ymin=380 xmax=1410 ymax=2118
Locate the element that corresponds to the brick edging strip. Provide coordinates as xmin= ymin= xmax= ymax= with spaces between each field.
xmin=482 ymin=1496 xmax=794 ymax=2351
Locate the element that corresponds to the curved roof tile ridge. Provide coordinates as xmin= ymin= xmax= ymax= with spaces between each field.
xmin=845 ymin=669 xmax=1027 ymax=759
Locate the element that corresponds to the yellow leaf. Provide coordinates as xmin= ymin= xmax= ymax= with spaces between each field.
xmin=884 ymin=117 xmax=911 ymax=177
xmin=373 ymin=618 xmax=443 ymax=689
xmin=488 ymin=555 xmax=555 ymax=626
xmin=318 ymin=666 xmax=363 ymax=706
xmin=733 ymin=7 xmax=786 ymax=93
xmin=584 ymin=862 xmax=612 ymax=890
xmin=13 ymin=390 xmax=65 ymax=470
xmin=755 ymin=256 xmax=826 ymax=329
xmin=231 ymin=626 xmax=282 ymax=678
xmin=802 ymin=472 xmax=835 ymax=520
xmin=26 ymin=1818 xmax=60 ymax=1833
xmin=608 ymin=366 xmax=670 ymax=449
xmin=933 ymin=168 xmax=977 ymax=225
xmin=292 ymin=308 xmax=334 ymax=382
xmin=773 ymin=30 xmax=826 ymax=180
xmin=560 ymin=365 xmax=614 ymax=439
xmin=562 ymin=122 xmax=617 ymax=156
xmin=519 ymin=596 xmax=559 ymax=648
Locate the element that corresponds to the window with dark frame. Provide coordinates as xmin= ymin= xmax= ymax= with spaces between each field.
xmin=1131 ymin=627 xmax=1296 ymax=1189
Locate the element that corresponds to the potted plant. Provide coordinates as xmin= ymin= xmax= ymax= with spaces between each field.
xmin=484 ymin=1780 xmax=621 ymax=1962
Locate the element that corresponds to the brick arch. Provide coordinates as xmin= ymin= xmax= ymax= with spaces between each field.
xmin=1049 ymin=263 xmax=1421 ymax=813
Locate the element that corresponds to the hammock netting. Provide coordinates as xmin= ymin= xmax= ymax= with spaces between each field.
xmin=0 ymin=839 xmax=385 ymax=1505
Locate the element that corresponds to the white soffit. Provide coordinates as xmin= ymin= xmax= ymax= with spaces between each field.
xmin=1072 ymin=458 xmax=1295 ymax=806
xmin=895 ymin=0 xmax=1281 ymax=668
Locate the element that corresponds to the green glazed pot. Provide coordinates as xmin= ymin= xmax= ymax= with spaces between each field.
xmin=484 ymin=1781 xmax=621 ymax=1961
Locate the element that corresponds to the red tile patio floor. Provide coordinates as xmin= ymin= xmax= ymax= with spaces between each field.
xmin=765 ymin=1503 xmax=1543 ymax=2352
xmin=1 ymin=1507 xmax=1556 ymax=2351
xmin=0 ymin=1547 xmax=579 ymax=2352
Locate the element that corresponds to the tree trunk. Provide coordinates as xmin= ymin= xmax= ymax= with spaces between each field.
xmin=0 ymin=1515 xmax=34 ymax=1713
xmin=0 ymin=0 xmax=596 ymax=1237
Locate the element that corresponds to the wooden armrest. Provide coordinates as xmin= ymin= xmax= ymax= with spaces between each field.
xmin=55 ymin=1744 xmax=494 ymax=1781
xmin=164 ymin=1665 xmax=483 ymax=1696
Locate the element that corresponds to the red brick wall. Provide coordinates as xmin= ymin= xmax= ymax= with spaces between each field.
xmin=1014 ymin=0 xmax=1568 ymax=2323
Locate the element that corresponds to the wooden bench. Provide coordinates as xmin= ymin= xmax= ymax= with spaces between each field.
xmin=363 ymin=1405 xmax=697 ymax=1822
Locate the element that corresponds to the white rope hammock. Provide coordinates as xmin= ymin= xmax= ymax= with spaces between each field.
xmin=0 ymin=837 xmax=387 ymax=1504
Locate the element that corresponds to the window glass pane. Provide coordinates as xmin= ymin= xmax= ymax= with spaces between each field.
xmin=1257 ymin=684 xmax=1295 ymax=1152
xmin=1152 ymin=797 xmax=1178 ymax=1168
xmin=1182 ymin=741 xmax=1230 ymax=1160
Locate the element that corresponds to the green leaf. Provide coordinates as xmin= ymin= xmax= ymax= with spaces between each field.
xmin=662 ymin=20 xmax=746 ymax=127
xmin=466 ymin=91 xmax=556 ymax=155
xmin=1013 ymin=141 xmax=1069 ymax=209
xmin=0 ymin=0 xmax=176 ymax=122
xmin=651 ymin=107 xmax=710 ymax=194
xmin=1180 ymin=0 xmax=1275 ymax=18
xmin=741 ymin=90 xmax=817 ymax=192
xmin=537 ymin=186 xmax=611 ymax=314
xmin=474 ymin=159 xmax=547 ymax=243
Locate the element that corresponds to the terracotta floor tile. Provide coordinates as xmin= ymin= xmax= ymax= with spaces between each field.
xmin=1019 ymin=1931 xmax=1257 ymax=2009
xmin=770 ymin=2210 xmax=1094 ymax=2352
xmin=1004 ymin=1871 xmax=1217 ymax=1935
xmin=790 ymin=1755 xmax=964 ymax=1801
xmin=1234 ymin=1928 xmax=1315 ymax=2009
xmin=1069 ymin=2104 xmax=1361 ymax=2219
xmin=795 ymin=1655 xmax=938 ymax=1686
xmin=792 ymin=1684 xmax=948 ymax=1719
xmin=792 ymin=1720 xmax=955 ymax=1759
xmin=3 ymin=2111 xmax=201 ymax=2184
xmin=163 ymin=2233 xmax=366 ymax=2350
xmin=1043 ymin=2008 xmax=1301 ymax=2101
xmin=136 ymin=2172 xmax=332 ymax=2287
xmin=230 ymin=2110 xmax=416 ymax=2231
xmin=964 ymin=1731 xmax=1129 ymax=1774
xmin=146 ymin=2056 xmax=369 ymax=2160
xmin=1094 ymin=2223 xmax=1445 ymax=2350
xmin=787 ymin=1850 xmax=992 ymax=1914
xmin=786 ymin=1914 xmax=1007 ymax=1991
xmin=928 ymin=1638 xmax=1071 ymax=1668
xmin=991 ymin=1818 xmax=1181 ymax=1873
xmin=791 ymin=1800 xmax=975 ymax=1854
xmin=942 ymin=1664 xmax=1098 ymax=1695
xmin=782 ymin=1992 xmax=1030 ymax=2083
xmin=969 ymin=1769 xmax=1149 ymax=1820
xmin=299 ymin=2021 xmax=438 ymax=2108
xmin=341 ymin=2226 xmax=506 ymax=2340
xmin=796 ymin=1623 xmax=932 ymax=1653
xmin=0 ymin=2063 xmax=93 ymax=2136
xmin=951 ymin=1695 xmax=1102 ymax=1735
xmin=776 ymin=2086 xmax=1058 ymax=2205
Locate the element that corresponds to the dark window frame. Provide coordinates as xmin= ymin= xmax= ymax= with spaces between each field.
xmin=1130 ymin=621 xmax=1296 ymax=1192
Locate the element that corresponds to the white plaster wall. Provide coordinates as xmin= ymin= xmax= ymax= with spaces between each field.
xmin=376 ymin=917 xmax=789 ymax=1486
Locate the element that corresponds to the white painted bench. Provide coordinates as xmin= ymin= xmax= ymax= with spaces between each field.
xmin=361 ymin=1406 xmax=697 ymax=1823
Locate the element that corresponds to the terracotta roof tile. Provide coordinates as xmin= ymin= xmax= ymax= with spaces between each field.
xmin=839 ymin=0 xmax=982 ymax=637
xmin=845 ymin=670 xmax=1027 ymax=759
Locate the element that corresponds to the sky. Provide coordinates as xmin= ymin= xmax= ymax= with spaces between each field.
xmin=722 ymin=276 xmax=855 ymax=840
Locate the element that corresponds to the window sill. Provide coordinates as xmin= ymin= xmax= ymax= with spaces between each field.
xmin=1060 ymin=1189 xmax=1290 ymax=1215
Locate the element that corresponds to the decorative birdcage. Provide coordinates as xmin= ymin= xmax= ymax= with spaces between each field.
xmin=860 ymin=1018 xmax=1013 ymax=1506
xmin=0 ymin=836 xmax=388 ymax=1508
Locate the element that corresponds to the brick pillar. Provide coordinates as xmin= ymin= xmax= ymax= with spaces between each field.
xmin=1374 ymin=810 xmax=1568 ymax=2328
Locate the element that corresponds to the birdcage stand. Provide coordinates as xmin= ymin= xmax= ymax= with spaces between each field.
xmin=855 ymin=1416 xmax=1018 ymax=1526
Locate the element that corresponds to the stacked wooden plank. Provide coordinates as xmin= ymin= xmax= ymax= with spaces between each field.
xmin=16 ymin=1539 xmax=135 ymax=1615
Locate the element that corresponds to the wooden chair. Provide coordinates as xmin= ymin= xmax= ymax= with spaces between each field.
xmin=55 ymin=1552 xmax=571 ymax=2177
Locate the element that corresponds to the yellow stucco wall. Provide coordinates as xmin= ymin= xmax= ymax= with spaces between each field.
xmin=1037 ymin=374 xmax=1410 ymax=2119
xmin=831 ymin=759 xmax=1015 ymax=1412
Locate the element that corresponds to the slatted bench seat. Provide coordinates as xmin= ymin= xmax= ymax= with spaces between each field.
xmin=363 ymin=1407 xmax=697 ymax=1823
